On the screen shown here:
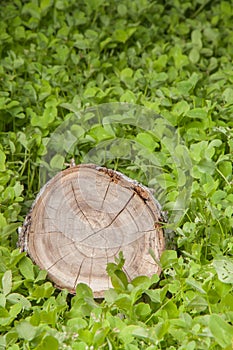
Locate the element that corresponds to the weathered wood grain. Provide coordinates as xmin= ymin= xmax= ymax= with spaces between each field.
xmin=19 ymin=164 xmax=165 ymax=297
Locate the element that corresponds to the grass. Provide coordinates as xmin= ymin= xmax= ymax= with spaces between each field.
xmin=0 ymin=0 xmax=233 ymax=349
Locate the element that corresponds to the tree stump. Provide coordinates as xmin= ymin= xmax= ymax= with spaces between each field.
xmin=19 ymin=164 xmax=165 ymax=297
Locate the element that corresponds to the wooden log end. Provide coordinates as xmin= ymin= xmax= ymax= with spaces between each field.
xmin=19 ymin=164 xmax=165 ymax=297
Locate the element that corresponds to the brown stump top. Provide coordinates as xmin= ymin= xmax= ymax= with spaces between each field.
xmin=19 ymin=164 xmax=165 ymax=297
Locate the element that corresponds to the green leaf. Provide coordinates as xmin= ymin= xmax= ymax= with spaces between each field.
xmin=89 ymin=125 xmax=113 ymax=142
xmin=120 ymin=67 xmax=133 ymax=79
xmin=75 ymin=283 xmax=93 ymax=299
xmin=110 ymin=270 xmax=128 ymax=291
xmin=189 ymin=48 xmax=200 ymax=64
xmin=22 ymin=3 xmax=41 ymax=19
xmin=186 ymin=108 xmax=208 ymax=119
xmin=7 ymin=293 xmax=31 ymax=310
xmin=113 ymin=28 xmax=136 ymax=43
xmin=71 ymin=124 xmax=85 ymax=138
xmin=213 ymin=258 xmax=233 ymax=284
xmin=132 ymin=326 xmax=149 ymax=338
xmin=144 ymin=289 xmax=162 ymax=303
xmin=131 ymin=275 xmax=151 ymax=288
xmin=31 ymin=105 xmax=57 ymax=129
xmin=222 ymin=87 xmax=233 ymax=104
xmin=120 ymin=68 xmax=134 ymax=86
xmin=218 ymin=161 xmax=232 ymax=178
xmin=119 ymin=325 xmax=148 ymax=344
xmin=66 ymin=318 xmax=87 ymax=332
xmin=2 ymin=270 xmax=12 ymax=296
xmin=172 ymin=100 xmax=190 ymax=116
xmin=203 ymin=27 xmax=219 ymax=43
xmin=151 ymin=274 xmax=160 ymax=284
xmin=38 ymin=80 xmax=52 ymax=101
xmin=93 ymin=324 xmax=110 ymax=346
xmin=83 ymin=87 xmax=99 ymax=98
xmin=211 ymin=190 xmax=227 ymax=204
xmin=36 ymin=335 xmax=59 ymax=350
xmin=110 ymin=140 xmax=131 ymax=158
xmin=191 ymin=29 xmax=202 ymax=49
xmin=50 ymin=154 xmax=65 ymax=170
xmin=160 ymin=250 xmax=178 ymax=268
xmin=170 ymin=46 xmax=189 ymax=70
xmin=0 ymin=149 xmax=6 ymax=171
xmin=136 ymin=133 xmax=158 ymax=151
xmin=120 ymin=90 xmax=136 ymax=103
xmin=176 ymin=81 xmax=193 ymax=96
xmin=187 ymin=295 xmax=208 ymax=313
xmin=72 ymin=343 xmax=86 ymax=350
xmin=0 ymin=213 xmax=7 ymax=229
xmin=13 ymin=182 xmax=24 ymax=197
xmin=209 ymin=314 xmax=233 ymax=348
xmin=0 ymin=335 xmax=6 ymax=349
xmin=0 ymin=294 xmax=6 ymax=308
xmin=0 ymin=306 xmax=9 ymax=319
xmin=151 ymin=320 xmax=170 ymax=341
xmin=34 ymin=269 xmax=47 ymax=283
xmin=134 ymin=303 xmax=151 ymax=319
xmin=31 ymin=282 xmax=54 ymax=299
xmin=186 ymin=277 xmax=206 ymax=294
xmin=114 ymin=294 xmax=132 ymax=311
xmin=43 ymin=105 xmax=57 ymax=123
xmin=15 ymin=320 xmax=37 ymax=341
xmin=77 ymin=329 xmax=93 ymax=345
xmin=18 ymin=257 xmax=35 ymax=280
xmin=40 ymin=0 xmax=53 ymax=15
xmin=117 ymin=4 xmax=127 ymax=16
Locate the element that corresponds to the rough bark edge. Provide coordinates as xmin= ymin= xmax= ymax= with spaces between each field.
xmin=18 ymin=163 xmax=166 ymax=296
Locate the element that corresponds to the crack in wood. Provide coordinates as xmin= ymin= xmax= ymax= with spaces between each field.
xmin=126 ymin=208 xmax=140 ymax=232
xmin=73 ymin=258 xmax=84 ymax=290
xmin=96 ymin=192 xmax=136 ymax=233
xmin=47 ymin=251 xmax=73 ymax=271
xmin=79 ymin=192 xmax=136 ymax=244
xmin=70 ymin=181 xmax=95 ymax=232
xmin=100 ymin=178 xmax=111 ymax=210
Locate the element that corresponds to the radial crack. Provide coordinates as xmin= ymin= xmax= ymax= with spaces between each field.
xmin=100 ymin=179 xmax=111 ymax=210
xmin=73 ymin=258 xmax=84 ymax=290
xmin=79 ymin=192 xmax=135 ymax=243
xmin=127 ymin=208 xmax=140 ymax=232
xmin=70 ymin=181 xmax=95 ymax=232
xmin=47 ymin=251 xmax=72 ymax=270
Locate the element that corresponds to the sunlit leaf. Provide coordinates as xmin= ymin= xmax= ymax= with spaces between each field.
xmin=15 ymin=320 xmax=36 ymax=341
xmin=18 ymin=257 xmax=35 ymax=280
xmin=209 ymin=314 xmax=233 ymax=348
xmin=2 ymin=270 xmax=12 ymax=296
xmin=213 ymin=258 xmax=233 ymax=284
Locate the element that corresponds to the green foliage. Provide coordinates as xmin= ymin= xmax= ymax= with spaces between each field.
xmin=0 ymin=0 xmax=233 ymax=348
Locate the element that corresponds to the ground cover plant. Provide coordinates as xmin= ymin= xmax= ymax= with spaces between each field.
xmin=0 ymin=0 xmax=233 ymax=349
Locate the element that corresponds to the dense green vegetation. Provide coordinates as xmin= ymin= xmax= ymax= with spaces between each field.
xmin=0 ymin=0 xmax=233 ymax=349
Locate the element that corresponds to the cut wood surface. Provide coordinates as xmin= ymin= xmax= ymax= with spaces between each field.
xmin=19 ymin=164 xmax=165 ymax=297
